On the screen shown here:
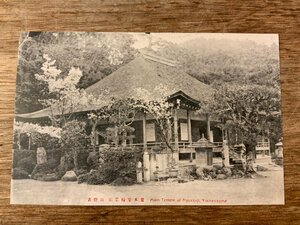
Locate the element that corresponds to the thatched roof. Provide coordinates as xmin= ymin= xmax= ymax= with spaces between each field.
xmin=17 ymin=53 xmax=214 ymax=119
xmin=86 ymin=54 xmax=213 ymax=101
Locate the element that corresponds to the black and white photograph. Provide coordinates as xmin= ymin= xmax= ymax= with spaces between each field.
xmin=11 ymin=32 xmax=284 ymax=205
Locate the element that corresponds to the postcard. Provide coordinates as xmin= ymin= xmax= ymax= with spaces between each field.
xmin=11 ymin=32 xmax=284 ymax=205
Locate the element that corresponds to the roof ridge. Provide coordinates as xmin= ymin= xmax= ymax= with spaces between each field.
xmin=139 ymin=51 xmax=178 ymax=67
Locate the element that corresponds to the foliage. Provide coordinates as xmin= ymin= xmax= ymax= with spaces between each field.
xmin=133 ymin=84 xmax=176 ymax=152
xmin=99 ymin=147 xmax=143 ymax=184
xmin=86 ymin=152 xmax=99 ymax=170
xmin=86 ymin=169 xmax=106 ymax=185
xmin=13 ymin=121 xmax=61 ymax=150
xmin=60 ymin=120 xmax=89 ymax=170
xmin=16 ymin=32 xmax=137 ymax=114
xmin=86 ymin=147 xmax=143 ymax=185
xmin=14 ymin=121 xmax=62 ymax=138
xmin=17 ymin=157 xmax=36 ymax=174
xmin=12 ymin=150 xmax=36 ymax=169
xmin=46 ymin=158 xmax=59 ymax=170
xmin=12 ymin=168 xmax=29 ymax=179
xmin=78 ymin=173 xmax=89 ymax=184
xmin=105 ymin=125 xmax=135 ymax=147
xmin=146 ymin=36 xmax=279 ymax=88
xmin=88 ymin=98 xmax=137 ymax=148
xmin=31 ymin=163 xmax=54 ymax=179
xmin=202 ymin=84 xmax=281 ymax=165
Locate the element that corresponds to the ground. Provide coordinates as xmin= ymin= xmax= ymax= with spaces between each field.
xmin=10 ymin=170 xmax=284 ymax=205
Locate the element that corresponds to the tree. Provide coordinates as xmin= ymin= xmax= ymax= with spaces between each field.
xmin=133 ymin=85 xmax=177 ymax=159
xmin=13 ymin=121 xmax=61 ymax=150
xmin=204 ymin=84 xmax=281 ymax=172
xmin=15 ymin=32 xmax=138 ymax=114
xmin=60 ymin=120 xmax=89 ymax=170
xmin=34 ymin=54 xmax=110 ymax=127
xmin=88 ymin=98 xmax=138 ymax=149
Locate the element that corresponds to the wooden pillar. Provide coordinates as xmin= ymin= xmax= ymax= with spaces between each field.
xmin=143 ymin=151 xmax=150 ymax=182
xmin=142 ymin=112 xmax=147 ymax=149
xmin=206 ymin=114 xmax=211 ymax=142
xmin=187 ymin=110 xmax=192 ymax=145
xmin=149 ymin=153 xmax=156 ymax=181
xmin=223 ymin=140 xmax=230 ymax=167
xmin=136 ymin=161 xmax=143 ymax=184
xmin=28 ymin=133 xmax=31 ymax=150
xmin=174 ymin=108 xmax=179 ymax=150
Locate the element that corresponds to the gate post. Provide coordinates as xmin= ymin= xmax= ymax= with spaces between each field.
xmin=143 ymin=151 xmax=150 ymax=182
xmin=149 ymin=153 xmax=156 ymax=181
xmin=136 ymin=161 xmax=143 ymax=184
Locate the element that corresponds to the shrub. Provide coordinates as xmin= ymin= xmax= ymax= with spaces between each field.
xmin=202 ymin=166 xmax=214 ymax=176
xmin=78 ymin=151 xmax=89 ymax=169
xmin=110 ymin=177 xmax=134 ymax=186
xmin=222 ymin=167 xmax=232 ymax=177
xmin=17 ymin=157 xmax=36 ymax=174
xmin=38 ymin=173 xmax=60 ymax=181
xmin=196 ymin=167 xmax=205 ymax=179
xmin=213 ymin=164 xmax=223 ymax=171
xmin=75 ymin=168 xmax=88 ymax=176
xmin=78 ymin=173 xmax=89 ymax=184
xmin=55 ymin=155 xmax=75 ymax=179
xmin=86 ymin=169 xmax=106 ymax=185
xmin=12 ymin=168 xmax=29 ymax=179
xmin=86 ymin=152 xmax=99 ymax=170
xmin=46 ymin=149 xmax=62 ymax=164
xmin=46 ymin=158 xmax=59 ymax=170
xmin=31 ymin=163 xmax=53 ymax=180
xmin=31 ymin=133 xmax=60 ymax=151
xmin=12 ymin=150 xmax=36 ymax=169
xmin=97 ymin=147 xmax=143 ymax=185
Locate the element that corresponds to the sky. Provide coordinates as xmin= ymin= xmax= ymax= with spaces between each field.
xmin=131 ymin=32 xmax=279 ymax=49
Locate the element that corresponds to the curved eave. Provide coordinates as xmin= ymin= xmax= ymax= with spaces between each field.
xmin=16 ymin=108 xmax=52 ymax=119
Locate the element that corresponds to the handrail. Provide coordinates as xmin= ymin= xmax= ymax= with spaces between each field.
xmin=97 ymin=141 xmax=223 ymax=149
xmin=256 ymin=142 xmax=270 ymax=148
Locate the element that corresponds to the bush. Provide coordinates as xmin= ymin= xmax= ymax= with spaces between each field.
xmin=46 ymin=149 xmax=61 ymax=164
xmin=110 ymin=177 xmax=135 ymax=186
xmin=55 ymin=155 xmax=75 ymax=179
xmin=12 ymin=168 xmax=29 ymax=179
xmin=222 ymin=167 xmax=232 ymax=177
xmin=97 ymin=147 xmax=143 ymax=185
xmin=37 ymin=173 xmax=60 ymax=181
xmin=78 ymin=151 xmax=89 ymax=169
xmin=47 ymin=158 xmax=59 ymax=170
xmin=87 ymin=169 xmax=106 ymax=185
xmin=75 ymin=168 xmax=88 ymax=176
xmin=202 ymin=165 xmax=214 ymax=173
xmin=213 ymin=164 xmax=223 ymax=171
xmin=17 ymin=157 xmax=36 ymax=174
xmin=12 ymin=150 xmax=36 ymax=169
xmin=86 ymin=152 xmax=99 ymax=170
xmin=31 ymin=163 xmax=53 ymax=180
xmin=78 ymin=173 xmax=89 ymax=184
xmin=196 ymin=167 xmax=205 ymax=179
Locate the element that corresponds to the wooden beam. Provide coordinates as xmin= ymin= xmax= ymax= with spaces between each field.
xmin=206 ymin=114 xmax=211 ymax=142
xmin=187 ymin=109 xmax=192 ymax=145
xmin=142 ymin=112 xmax=147 ymax=149
xmin=174 ymin=108 xmax=179 ymax=150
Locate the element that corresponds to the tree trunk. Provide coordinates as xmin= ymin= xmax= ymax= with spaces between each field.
xmin=73 ymin=150 xmax=79 ymax=171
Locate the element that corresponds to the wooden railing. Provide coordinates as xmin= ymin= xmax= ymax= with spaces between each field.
xmin=256 ymin=142 xmax=270 ymax=148
xmin=97 ymin=141 xmax=223 ymax=149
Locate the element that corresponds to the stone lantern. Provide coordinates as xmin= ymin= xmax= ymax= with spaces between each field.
xmin=275 ymin=140 xmax=283 ymax=166
xmin=275 ymin=141 xmax=283 ymax=158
